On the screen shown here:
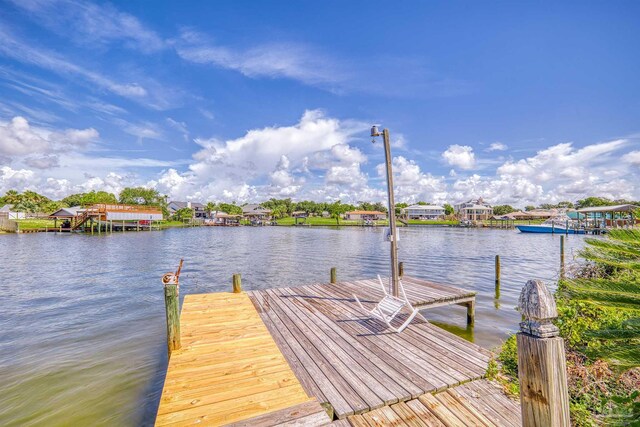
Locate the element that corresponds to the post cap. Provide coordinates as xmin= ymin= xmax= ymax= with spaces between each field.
xmin=518 ymin=279 xmax=559 ymax=337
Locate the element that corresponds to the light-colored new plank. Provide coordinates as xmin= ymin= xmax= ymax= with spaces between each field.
xmin=155 ymin=292 xmax=316 ymax=427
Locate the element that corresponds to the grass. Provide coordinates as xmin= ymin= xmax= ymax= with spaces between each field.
xmin=156 ymin=220 xmax=193 ymax=229
xmin=406 ymin=219 xmax=458 ymax=225
xmin=15 ymin=219 xmax=57 ymax=230
xmin=275 ymin=216 xmax=384 ymax=226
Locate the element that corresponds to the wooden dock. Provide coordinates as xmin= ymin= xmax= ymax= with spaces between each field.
xmin=247 ymin=278 xmax=488 ymax=420
xmin=155 ymin=292 xmax=331 ymax=426
xmin=339 ymin=379 xmax=521 ymax=426
xmin=156 ymin=277 xmax=521 ymax=426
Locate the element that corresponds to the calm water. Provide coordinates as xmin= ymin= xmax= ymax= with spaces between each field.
xmin=0 ymin=226 xmax=589 ymax=426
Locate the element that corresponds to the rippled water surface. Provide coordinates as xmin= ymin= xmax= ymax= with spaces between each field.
xmin=0 ymin=226 xmax=589 ymax=426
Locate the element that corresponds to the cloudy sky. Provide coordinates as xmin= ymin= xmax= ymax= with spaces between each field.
xmin=1 ymin=0 xmax=639 ymax=206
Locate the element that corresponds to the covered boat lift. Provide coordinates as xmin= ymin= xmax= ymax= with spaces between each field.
xmin=576 ymin=204 xmax=638 ymax=230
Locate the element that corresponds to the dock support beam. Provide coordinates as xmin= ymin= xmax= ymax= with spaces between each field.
xmin=162 ymin=260 xmax=183 ymax=356
xmin=517 ymin=279 xmax=570 ymax=427
xmin=330 ymin=267 xmax=337 ymax=284
xmin=233 ymin=274 xmax=242 ymax=293
xmin=398 ymin=262 xmax=404 ymax=278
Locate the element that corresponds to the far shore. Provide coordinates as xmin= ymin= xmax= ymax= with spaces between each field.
xmin=2 ymin=216 xmax=547 ymax=234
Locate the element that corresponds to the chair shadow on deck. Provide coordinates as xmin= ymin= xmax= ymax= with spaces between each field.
xmin=282 ymin=292 xmax=427 ymax=336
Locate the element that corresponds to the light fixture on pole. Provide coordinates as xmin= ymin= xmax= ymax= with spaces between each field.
xmin=371 ymin=125 xmax=400 ymax=297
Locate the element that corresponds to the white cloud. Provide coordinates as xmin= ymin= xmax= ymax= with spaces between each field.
xmin=0 ymin=166 xmax=36 ymax=194
xmin=166 ymin=118 xmax=189 ymax=142
xmin=0 ymin=116 xmax=98 ymax=158
xmin=0 ymin=24 xmax=149 ymax=97
xmin=442 ymin=144 xmax=476 ymax=170
xmin=25 ymin=154 xmax=59 ymax=169
xmin=173 ymin=30 xmax=345 ymax=87
xmin=487 ymin=142 xmax=507 ymax=151
xmin=8 ymin=0 xmax=165 ymax=53
xmin=0 ymin=116 xmax=49 ymax=156
xmin=0 ymin=25 xmax=180 ymax=110
xmin=448 ymin=139 xmax=634 ymax=206
xmin=375 ymin=156 xmax=447 ymax=204
xmin=149 ymin=109 xmax=373 ymax=202
xmin=623 ymin=150 xmax=640 ymax=166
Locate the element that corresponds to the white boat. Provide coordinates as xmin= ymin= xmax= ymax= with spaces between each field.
xmin=516 ymin=215 xmax=585 ymax=234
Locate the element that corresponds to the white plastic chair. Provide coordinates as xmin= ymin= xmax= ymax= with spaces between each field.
xmin=353 ymin=275 xmax=419 ymax=333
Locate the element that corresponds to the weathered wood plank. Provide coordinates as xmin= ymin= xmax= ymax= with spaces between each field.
xmin=224 ymin=399 xmax=330 ymax=426
xmin=276 ymin=289 xmax=409 ymax=405
xmin=264 ymin=288 xmax=388 ymax=411
xmin=253 ymin=290 xmax=363 ymax=417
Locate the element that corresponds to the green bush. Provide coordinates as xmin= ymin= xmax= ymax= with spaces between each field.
xmin=497 ymin=335 xmax=519 ymax=378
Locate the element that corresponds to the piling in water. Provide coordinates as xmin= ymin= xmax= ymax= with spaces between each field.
xmin=232 ymin=274 xmax=242 ymax=293
xmin=330 ymin=267 xmax=337 ymax=284
xmin=399 ymin=262 xmax=404 ymax=278
xmin=560 ymin=236 xmax=565 ymax=279
xmin=495 ymin=254 xmax=501 ymax=295
xmin=162 ymin=259 xmax=183 ymax=355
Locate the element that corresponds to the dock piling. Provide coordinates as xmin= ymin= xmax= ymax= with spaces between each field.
xmin=495 ymin=254 xmax=501 ymax=290
xmin=560 ymin=236 xmax=565 ymax=279
xmin=517 ymin=279 xmax=570 ymax=426
xmin=330 ymin=267 xmax=337 ymax=284
xmin=399 ymin=261 xmax=404 ymax=278
xmin=232 ymin=274 xmax=242 ymax=293
xmin=466 ymin=300 xmax=475 ymax=326
xmin=162 ymin=259 xmax=183 ymax=355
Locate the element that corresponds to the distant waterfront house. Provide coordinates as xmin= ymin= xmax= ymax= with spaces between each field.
xmin=344 ymin=210 xmax=387 ymax=221
xmin=454 ymin=198 xmax=493 ymax=221
xmin=401 ymin=205 xmax=445 ymax=220
xmin=492 ymin=211 xmax=529 ymax=220
xmin=168 ymin=201 xmax=207 ymax=218
xmin=0 ymin=204 xmax=26 ymax=219
xmin=242 ymin=204 xmax=272 ymax=221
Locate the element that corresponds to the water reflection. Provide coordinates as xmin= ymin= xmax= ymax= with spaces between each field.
xmin=0 ymin=226 xmax=589 ymax=426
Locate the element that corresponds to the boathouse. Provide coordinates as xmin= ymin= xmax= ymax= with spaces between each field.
xmin=242 ymin=204 xmax=272 ymax=221
xmin=49 ymin=204 xmax=163 ymax=231
xmin=577 ymin=204 xmax=638 ymax=228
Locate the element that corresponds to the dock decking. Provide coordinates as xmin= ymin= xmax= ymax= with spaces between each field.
xmin=247 ymin=277 xmax=488 ymax=419
xmin=339 ymin=379 xmax=521 ymax=427
xmin=156 ymin=276 xmax=521 ymax=426
xmin=155 ymin=292 xmax=330 ymax=426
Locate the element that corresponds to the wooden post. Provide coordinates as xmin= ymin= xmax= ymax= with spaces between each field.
xmin=398 ymin=262 xmax=404 ymax=278
xmin=232 ymin=274 xmax=242 ymax=293
xmin=517 ymin=279 xmax=570 ymax=427
xmin=495 ymin=255 xmax=501 ymax=292
xmin=560 ymin=236 xmax=565 ymax=279
xmin=330 ymin=267 xmax=337 ymax=284
xmin=466 ymin=300 xmax=475 ymax=326
xmin=162 ymin=259 xmax=183 ymax=355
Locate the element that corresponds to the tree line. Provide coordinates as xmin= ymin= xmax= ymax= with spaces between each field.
xmin=492 ymin=197 xmax=640 ymax=216
xmin=1 ymin=188 xmax=638 ymax=218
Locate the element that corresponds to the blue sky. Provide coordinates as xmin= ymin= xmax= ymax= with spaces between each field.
xmin=1 ymin=0 xmax=639 ymax=206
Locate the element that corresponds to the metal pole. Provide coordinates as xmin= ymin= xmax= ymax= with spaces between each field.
xmin=382 ymin=129 xmax=400 ymax=297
